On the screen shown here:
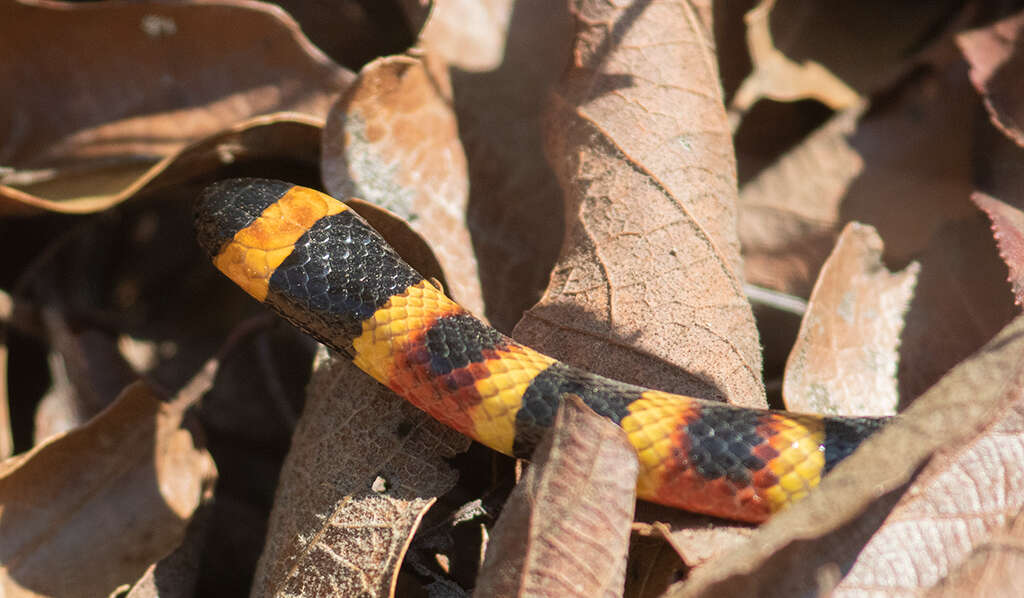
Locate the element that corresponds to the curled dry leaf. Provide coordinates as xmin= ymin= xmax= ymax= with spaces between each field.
xmin=672 ymin=313 xmax=1024 ymax=597
xmin=475 ymin=396 xmax=637 ymax=598
xmin=729 ymin=0 xmax=861 ymax=126
xmin=973 ymin=191 xmax=1024 ymax=306
xmin=322 ymin=54 xmax=484 ymax=315
xmin=784 ymin=223 xmax=918 ymax=416
xmin=0 ymin=0 xmax=351 ymax=213
xmin=518 ymin=0 xmax=765 ymax=409
xmin=958 ymin=8 xmax=1024 ymax=148
xmin=0 ymin=380 xmax=216 ymax=598
xmin=250 ymin=352 xmax=470 ymax=598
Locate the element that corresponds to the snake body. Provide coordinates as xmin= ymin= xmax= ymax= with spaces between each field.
xmin=194 ymin=178 xmax=888 ymax=522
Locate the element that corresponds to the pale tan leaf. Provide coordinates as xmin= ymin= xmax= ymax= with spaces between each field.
xmin=730 ymin=0 xmax=861 ymax=126
xmin=474 ymin=396 xmax=637 ymax=598
xmin=517 ymin=0 xmax=765 ymax=409
xmin=322 ymin=54 xmax=483 ymax=315
xmin=250 ymin=352 xmax=470 ymax=598
xmin=0 ymin=381 xmax=216 ymax=598
xmin=420 ymin=0 xmax=513 ymax=72
xmin=784 ymin=223 xmax=918 ymax=416
xmin=670 ymin=313 xmax=1024 ymax=597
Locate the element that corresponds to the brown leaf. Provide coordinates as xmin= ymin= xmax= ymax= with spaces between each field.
xmin=475 ymin=396 xmax=637 ymax=598
xmin=516 ymin=0 xmax=765 ymax=408
xmin=322 ymin=54 xmax=484 ymax=315
xmin=0 ymin=380 xmax=216 ymax=598
xmin=744 ymin=0 xmax=968 ymax=99
xmin=973 ymin=191 xmax=1024 ymax=306
xmin=670 ymin=312 xmax=1024 ymax=597
xmin=250 ymin=352 xmax=469 ymax=598
xmin=898 ymin=214 xmax=1017 ymax=401
xmin=0 ymin=0 xmax=351 ymax=212
xmin=958 ymin=8 xmax=1024 ymax=148
xmin=740 ymin=60 xmax=978 ymax=297
xmin=784 ymin=223 xmax=918 ymax=416
xmin=738 ymin=106 xmax=864 ymax=295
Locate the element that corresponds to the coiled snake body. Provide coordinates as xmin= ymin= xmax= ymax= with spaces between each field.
xmin=195 ymin=179 xmax=888 ymax=522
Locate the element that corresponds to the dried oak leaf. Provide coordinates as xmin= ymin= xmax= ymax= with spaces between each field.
xmin=517 ymin=0 xmax=765 ymax=409
xmin=0 ymin=0 xmax=351 ymax=213
xmin=474 ymin=396 xmax=637 ymax=598
xmin=672 ymin=312 xmax=1024 ymax=597
xmin=322 ymin=54 xmax=484 ymax=315
xmin=973 ymin=191 xmax=1024 ymax=306
xmin=0 ymin=380 xmax=216 ymax=598
xmin=958 ymin=8 xmax=1024 ymax=148
xmin=783 ymin=223 xmax=918 ymax=416
xmin=250 ymin=352 xmax=469 ymax=598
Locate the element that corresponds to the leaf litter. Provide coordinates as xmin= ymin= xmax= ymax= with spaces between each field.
xmin=3 ymin=0 xmax=1024 ymax=596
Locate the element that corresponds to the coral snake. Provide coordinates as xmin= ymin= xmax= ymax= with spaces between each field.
xmin=194 ymin=179 xmax=889 ymax=522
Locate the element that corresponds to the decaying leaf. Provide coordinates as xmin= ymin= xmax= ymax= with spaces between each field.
xmin=974 ymin=191 xmax=1024 ymax=306
xmin=0 ymin=380 xmax=216 ymax=598
xmin=958 ymin=8 xmax=1024 ymax=148
xmin=672 ymin=313 xmax=1024 ymax=597
xmin=250 ymin=351 xmax=469 ymax=598
xmin=475 ymin=396 xmax=637 ymax=598
xmin=517 ymin=0 xmax=765 ymax=409
xmin=0 ymin=0 xmax=351 ymax=212
xmin=784 ymin=223 xmax=918 ymax=416
xmin=322 ymin=53 xmax=483 ymax=315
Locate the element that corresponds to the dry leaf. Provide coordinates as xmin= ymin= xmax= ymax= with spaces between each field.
xmin=740 ymin=60 xmax=978 ymax=297
xmin=475 ymin=396 xmax=637 ymax=598
xmin=973 ymin=191 xmax=1024 ymax=306
xmin=739 ymin=106 xmax=864 ymax=295
xmin=672 ymin=312 xmax=1024 ymax=597
xmin=958 ymin=8 xmax=1024 ymax=148
xmin=250 ymin=351 xmax=470 ymax=598
xmin=897 ymin=214 xmax=1017 ymax=401
xmin=517 ymin=0 xmax=765 ymax=408
xmin=0 ymin=0 xmax=351 ymax=212
xmin=420 ymin=0 xmax=513 ymax=72
xmin=439 ymin=0 xmax=571 ymax=331
xmin=322 ymin=54 xmax=484 ymax=315
xmin=925 ymin=512 xmax=1024 ymax=598
xmin=784 ymin=223 xmax=918 ymax=416
xmin=730 ymin=0 xmax=861 ymax=126
xmin=0 ymin=381 xmax=216 ymax=598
